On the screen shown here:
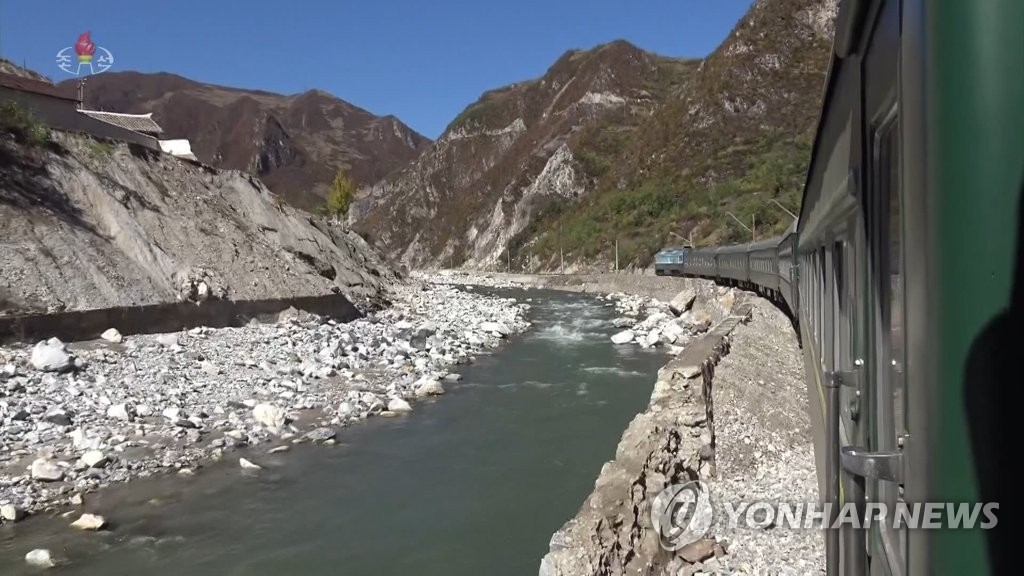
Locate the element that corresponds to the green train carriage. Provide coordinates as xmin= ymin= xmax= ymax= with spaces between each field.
xmin=658 ymin=0 xmax=1020 ymax=573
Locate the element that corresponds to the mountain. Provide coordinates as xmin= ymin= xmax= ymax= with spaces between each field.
xmin=354 ymin=40 xmax=697 ymax=268
xmin=58 ymin=72 xmax=430 ymax=211
xmin=0 ymin=59 xmax=51 ymax=82
xmin=357 ymin=0 xmax=837 ymax=271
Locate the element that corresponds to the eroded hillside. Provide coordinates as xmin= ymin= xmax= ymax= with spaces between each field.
xmin=0 ymin=131 xmax=397 ymax=315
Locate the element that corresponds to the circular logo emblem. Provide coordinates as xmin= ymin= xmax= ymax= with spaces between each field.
xmin=651 ymin=480 xmax=714 ymax=550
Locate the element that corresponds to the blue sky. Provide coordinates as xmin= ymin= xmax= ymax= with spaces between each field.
xmin=0 ymin=0 xmax=753 ymax=138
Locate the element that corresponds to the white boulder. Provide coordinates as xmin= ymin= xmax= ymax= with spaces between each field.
xmin=25 ymin=549 xmax=55 ymax=568
xmin=30 ymin=338 xmax=72 ymax=372
xmin=30 ymin=458 xmax=64 ymax=482
xmin=387 ymin=397 xmax=413 ymax=413
xmin=610 ymin=330 xmax=635 ymax=345
xmin=70 ymin=513 xmax=107 ymax=531
xmin=252 ymin=403 xmax=286 ymax=431
xmin=100 ymin=328 xmax=123 ymax=343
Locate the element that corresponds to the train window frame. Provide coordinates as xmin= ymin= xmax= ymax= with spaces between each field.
xmin=869 ymin=102 xmax=907 ymax=574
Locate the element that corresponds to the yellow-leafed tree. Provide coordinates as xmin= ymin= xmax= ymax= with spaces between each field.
xmin=326 ymin=168 xmax=356 ymax=217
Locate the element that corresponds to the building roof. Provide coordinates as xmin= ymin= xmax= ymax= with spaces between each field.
xmin=79 ymin=110 xmax=164 ymax=135
xmin=0 ymin=72 xmax=80 ymax=102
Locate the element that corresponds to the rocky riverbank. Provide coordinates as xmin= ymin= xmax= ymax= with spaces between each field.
xmin=421 ymin=270 xmax=702 ymax=304
xmin=536 ymin=292 xmax=822 ymax=575
xmin=0 ymin=280 xmax=529 ymax=525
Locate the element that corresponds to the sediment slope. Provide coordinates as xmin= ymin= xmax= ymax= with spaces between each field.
xmin=0 ymin=132 xmax=396 ymax=315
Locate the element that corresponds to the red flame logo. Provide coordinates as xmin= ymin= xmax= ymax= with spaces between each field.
xmin=75 ymin=32 xmax=95 ymax=57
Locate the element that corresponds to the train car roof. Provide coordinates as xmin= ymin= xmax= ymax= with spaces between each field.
xmin=796 ymin=1 xmax=869 ymax=230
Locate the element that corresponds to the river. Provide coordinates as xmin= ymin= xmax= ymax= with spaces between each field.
xmin=0 ymin=289 xmax=667 ymax=575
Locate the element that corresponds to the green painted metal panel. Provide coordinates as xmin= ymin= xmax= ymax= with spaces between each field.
xmin=928 ymin=0 xmax=1022 ymax=573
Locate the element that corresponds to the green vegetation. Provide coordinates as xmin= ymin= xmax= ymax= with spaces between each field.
xmin=86 ymin=139 xmax=114 ymax=158
xmin=0 ymin=101 xmax=50 ymax=146
xmin=517 ymin=136 xmax=811 ymax=267
xmin=325 ymin=168 xmax=356 ymax=217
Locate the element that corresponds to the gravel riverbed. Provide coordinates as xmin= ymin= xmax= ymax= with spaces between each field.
xmin=0 ymin=280 xmax=529 ymax=523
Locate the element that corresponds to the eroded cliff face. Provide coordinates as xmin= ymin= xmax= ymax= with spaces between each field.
xmin=0 ymin=132 xmax=397 ymax=315
xmin=354 ymin=41 xmax=696 ymax=269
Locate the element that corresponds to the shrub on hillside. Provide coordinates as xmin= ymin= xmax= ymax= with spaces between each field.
xmin=0 ymin=101 xmax=50 ymax=146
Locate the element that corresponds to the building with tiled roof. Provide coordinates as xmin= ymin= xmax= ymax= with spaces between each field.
xmin=78 ymin=110 xmax=164 ymax=137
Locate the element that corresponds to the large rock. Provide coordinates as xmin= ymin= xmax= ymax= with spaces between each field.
xmin=71 ymin=428 xmax=102 ymax=451
xmin=611 ymin=330 xmax=635 ymax=345
xmin=106 ymin=403 xmax=134 ymax=421
xmin=239 ymin=457 xmax=262 ymax=471
xmin=669 ymin=288 xmax=698 ymax=316
xmin=100 ymin=328 xmax=123 ymax=343
xmin=30 ymin=338 xmax=72 ymax=372
xmin=305 ymin=428 xmax=336 ymax=444
xmin=252 ymin=403 xmax=286 ymax=431
xmin=1 ymin=504 xmax=25 ymax=522
xmin=387 ymin=397 xmax=413 ymax=413
xmin=70 ymin=513 xmax=107 ymax=531
xmin=25 ymin=549 xmax=55 ymax=568
xmin=30 ymin=458 xmax=64 ymax=482
xmin=80 ymin=450 xmax=108 ymax=468
xmin=480 ymin=321 xmax=511 ymax=337
xmin=413 ymin=377 xmax=445 ymax=397
xmin=640 ymin=329 xmax=661 ymax=348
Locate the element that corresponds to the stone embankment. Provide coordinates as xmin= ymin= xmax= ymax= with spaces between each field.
xmin=0 ymin=279 xmax=528 ymax=526
xmin=532 ymin=283 xmax=822 ymax=576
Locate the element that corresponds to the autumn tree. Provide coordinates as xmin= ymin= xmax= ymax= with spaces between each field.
xmin=326 ymin=168 xmax=356 ymax=218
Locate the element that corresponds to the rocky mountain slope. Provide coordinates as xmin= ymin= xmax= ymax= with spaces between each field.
xmin=358 ymin=0 xmax=837 ymax=271
xmin=0 ymin=131 xmax=397 ymax=315
xmin=0 ymin=58 xmax=50 ymax=82
xmin=59 ymin=72 xmax=430 ymax=211
xmin=354 ymin=40 xmax=697 ymax=269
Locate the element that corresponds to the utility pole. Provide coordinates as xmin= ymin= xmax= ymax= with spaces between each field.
xmin=614 ymin=238 xmax=619 ymax=274
xmin=77 ymin=78 xmax=87 ymax=110
xmin=725 ymin=211 xmax=754 ymax=241
xmin=506 ymin=247 xmax=510 ymax=272
xmin=559 ymin=220 xmax=564 ymax=275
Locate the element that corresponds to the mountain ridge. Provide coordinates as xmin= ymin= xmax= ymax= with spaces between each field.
xmin=57 ymin=71 xmax=431 ymax=211
xmin=356 ymin=0 xmax=837 ymax=271
xmin=354 ymin=39 xmax=698 ymax=269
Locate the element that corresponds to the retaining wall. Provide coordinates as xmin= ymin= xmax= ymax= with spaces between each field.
xmin=0 ymin=293 xmax=361 ymax=344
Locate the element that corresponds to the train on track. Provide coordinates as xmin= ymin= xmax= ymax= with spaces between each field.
xmin=655 ymin=0 xmax=1018 ymax=574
